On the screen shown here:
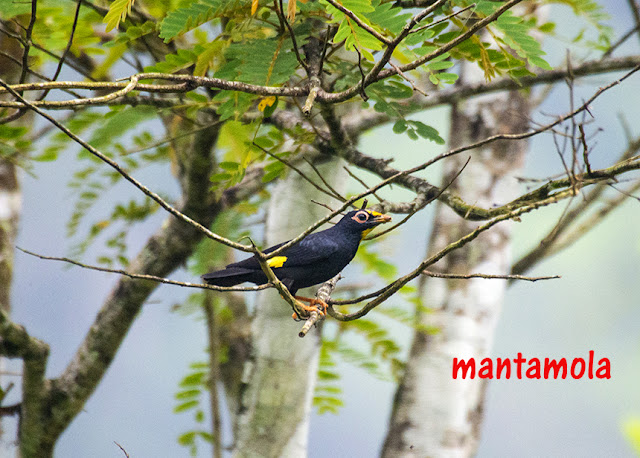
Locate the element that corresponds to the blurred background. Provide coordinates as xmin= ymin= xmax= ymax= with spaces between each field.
xmin=3 ymin=0 xmax=640 ymax=456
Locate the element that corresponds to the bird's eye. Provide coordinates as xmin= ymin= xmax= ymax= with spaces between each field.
xmin=356 ymin=212 xmax=368 ymax=222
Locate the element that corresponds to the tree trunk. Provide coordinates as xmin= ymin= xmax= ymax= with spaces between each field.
xmin=233 ymin=159 xmax=346 ymax=457
xmin=382 ymin=68 xmax=531 ymax=457
xmin=0 ymin=31 xmax=25 ymax=443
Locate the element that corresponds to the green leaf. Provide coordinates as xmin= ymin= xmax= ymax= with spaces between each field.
xmin=357 ymin=243 xmax=397 ymax=280
xmin=178 ymin=431 xmax=196 ymax=445
xmin=159 ymin=0 xmax=249 ymax=42
xmin=317 ymin=370 xmax=340 ymax=380
xmin=180 ymin=371 xmax=206 ymax=386
xmin=263 ymin=95 xmax=278 ymax=117
xmin=176 ymin=389 xmax=201 ymax=400
xmin=174 ymin=400 xmax=199 ymax=413
xmin=528 ymin=56 xmax=552 ymax=70
xmin=33 ymin=149 xmax=59 ymax=162
xmin=215 ymin=37 xmax=299 ymax=85
xmin=427 ymin=60 xmax=454 ymax=71
xmin=392 ymin=120 xmax=407 ymax=134
xmin=408 ymin=120 xmax=445 ymax=144
xmin=364 ymin=0 xmax=411 ymax=35
xmin=104 ymin=0 xmax=135 ymax=32
xmin=437 ymin=72 xmax=458 ymax=84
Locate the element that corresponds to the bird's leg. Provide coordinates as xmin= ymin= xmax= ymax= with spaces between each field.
xmin=294 ymin=296 xmax=328 ymax=317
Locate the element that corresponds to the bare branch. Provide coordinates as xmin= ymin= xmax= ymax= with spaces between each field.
xmin=627 ymin=0 xmax=640 ymax=47
xmin=342 ymin=65 xmax=640 ymax=220
xmin=299 ymin=274 xmax=341 ymax=337
xmin=16 ymin=247 xmax=272 ymax=292
xmin=422 ymin=270 xmax=560 ymax=282
xmin=0 ymin=78 xmax=255 ymax=254
xmin=1 ymin=56 xmax=640 ymax=112
xmin=254 ymin=142 xmax=345 ymax=202
xmin=18 ymin=0 xmax=38 ymax=86
xmin=277 ymin=0 xmax=309 ymax=73
xmin=40 ymin=0 xmax=82 ymax=98
xmin=328 ymin=192 xmax=568 ymax=320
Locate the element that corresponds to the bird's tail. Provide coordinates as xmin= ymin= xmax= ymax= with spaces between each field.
xmin=201 ymin=267 xmax=256 ymax=287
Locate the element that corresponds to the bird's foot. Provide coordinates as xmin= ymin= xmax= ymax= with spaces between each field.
xmin=293 ymin=296 xmax=328 ymax=320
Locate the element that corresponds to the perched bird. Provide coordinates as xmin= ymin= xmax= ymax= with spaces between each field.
xmin=202 ymin=207 xmax=392 ymax=317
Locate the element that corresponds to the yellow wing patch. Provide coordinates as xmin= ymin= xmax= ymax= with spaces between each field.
xmin=267 ymin=256 xmax=288 ymax=268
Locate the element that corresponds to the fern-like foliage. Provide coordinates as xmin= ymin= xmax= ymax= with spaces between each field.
xmin=174 ymin=361 xmax=214 ymax=456
xmin=215 ymin=36 xmax=299 ymax=85
xmin=159 ymin=0 xmax=251 ymax=42
xmin=104 ymin=0 xmax=137 ymax=32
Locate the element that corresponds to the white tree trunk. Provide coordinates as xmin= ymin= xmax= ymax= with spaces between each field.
xmin=382 ymin=66 xmax=532 ymax=457
xmin=233 ymin=159 xmax=346 ymax=457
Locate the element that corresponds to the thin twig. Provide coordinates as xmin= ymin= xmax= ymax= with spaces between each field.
xmin=254 ymin=142 xmax=344 ymax=202
xmin=409 ymin=3 xmax=477 ymax=35
xmin=303 ymin=156 xmax=348 ymax=202
xmin=39 ymin=0 xmax=82 ymax=100
xmin=389 ymin=62 xmax=428 ymax=97
xmin=343 ymin=166 xmax=383 ymax=202
xmin=422 ymin=270 xmax=560 ymax=282
xmin=328 ymin=191 xmax=569 ymax=320
xmin=354 ymin=47 xmax=369 ymax=101
xmin=114 ymin=442 xmax=130 ymax=458
xmin=0 ymin=78 xmax=255 ymax=253
xmin=277 ymin=0 xmax=309 ymax=73
xmin=324 ymin=0 xmax=391 ymax=45
xmin=310 ymin=199 xmax=340 ymax=214
xmin=16 ymin=247 xmax=271 ymax=292
xmin=579 ymin=124 xmax=592 ymax=175
xmin=18 ymin=0 xmax=38 ymax=86
xmin=299 ymin=274 xmax=341 ymax=337
xmin=366 ymin=157 xmax=471 ymax=240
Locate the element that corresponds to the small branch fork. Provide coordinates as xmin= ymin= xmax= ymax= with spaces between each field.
xmin=299 ymin=274 xmax=341 ymax=338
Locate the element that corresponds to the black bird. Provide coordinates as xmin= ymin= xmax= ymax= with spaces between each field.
xmin=202 ymin=207 xmax=392 ymax=317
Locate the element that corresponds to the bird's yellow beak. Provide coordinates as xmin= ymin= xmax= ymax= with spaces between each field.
xmin=369 ymin=211 xmax=392 ymax=224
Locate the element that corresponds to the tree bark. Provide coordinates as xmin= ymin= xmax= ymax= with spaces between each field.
xmin=382 ymin=66 xmax=532 ymax=458
xmin=0 ymin=30 xmax=26 ymax=443
xmin=233 ymin=159 xmax=347 ymax=457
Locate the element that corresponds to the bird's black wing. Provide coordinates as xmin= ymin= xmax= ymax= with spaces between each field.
xmin=226 ymin=231 xmax=341 ymax=270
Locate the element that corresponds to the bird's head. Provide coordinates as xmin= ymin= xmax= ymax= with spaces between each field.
xmin=337 ymin=207 xmax=392 ymax=239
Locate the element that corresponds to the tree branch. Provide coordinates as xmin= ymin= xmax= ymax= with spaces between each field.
xmin=324 ymin=0 xmax=392 ymax=45
xmin=0 ymin=78 xmax=256 ymax=254
xmin=298 ymin=274 xmax=341 ymax=337
xmin=328 ymin=192 xmax=568 ymax=320
xmin=15 ymin=247 xmax=272 ymax=292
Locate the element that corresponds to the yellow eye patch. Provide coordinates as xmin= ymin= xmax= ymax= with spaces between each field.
xmin=267 ymin=256 xmax=287 ymax=268
xmin=367 ymin=210 xmax=383 ymax=217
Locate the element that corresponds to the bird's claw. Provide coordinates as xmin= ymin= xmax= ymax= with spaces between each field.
xmin=292 ymin=296 xmax=328 ymax=321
